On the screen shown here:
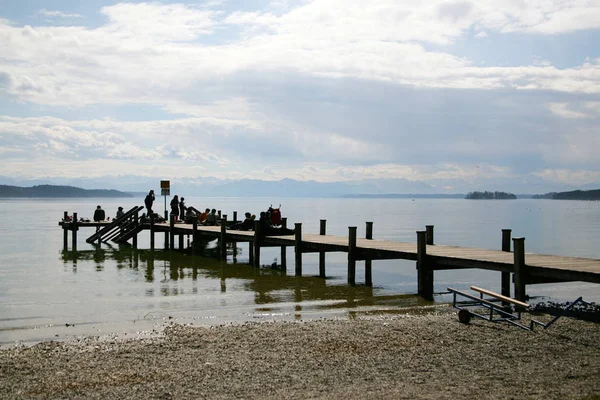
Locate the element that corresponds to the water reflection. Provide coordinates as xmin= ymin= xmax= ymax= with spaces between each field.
xmin=59 ymin=246 xmax=424 ymax=310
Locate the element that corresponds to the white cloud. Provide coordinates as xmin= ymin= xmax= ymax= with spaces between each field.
xmin=37 ymin=9 xmax=83 ymax=19
xmin=533 ymin=169 xmax=600 ymax=186
xmin=548 ymin=103 xmax=588 ymax=119
xmin=0 ymin=1 xmax=599 ymax=111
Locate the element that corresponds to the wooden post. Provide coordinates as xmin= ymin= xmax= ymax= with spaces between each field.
xmin=233 ymin=212 xmax=237 ymax=223
xmin=169 ymin=214 xmax=175 ymax=250
xmin=192 ymin=219 xmax=197 ymax=256
xmin=249 ymin=241 xmax=254 ymax=265
xmin=253 ymin=220 xmax=261 ymax=267
xmin=132 ymin=210 xmax=139 ymax=247
xmin=179 ymin=233 xmax=184 ymax=249
xmin=426 ymin=225 xmax=434 ymax=245
xmin=218 ymin=210 xmax=221 ymax=218
xmin=280 ymin=217 xmax=287 ymax=270
xmin=348 ymin=227 xmax=357 ymax=285
xmin=501 ymin=229 xmax=512 ymax=299
xmin=220 ymin=222 xmax=227 ymax=259
xmin=150 ymin=217 xmax=155 ymax=250
xmin=365 ymin=222 xmax=373 ymax=287
xmin=513 ymin=237 xmax=527 ymax=303
xmin=319 ymin=219 xmax=326 ymax=278
xmin=63 ymin=211 xmax=68 ymax=250
xmin=417 ymin=231 xmax=433 ymax=300
xmin=72 ymin=212 xmax=78 ymax=250
xmin=294 ymin=223 xmax=302 ymax=276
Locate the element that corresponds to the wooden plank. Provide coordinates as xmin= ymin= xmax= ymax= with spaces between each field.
xmin=470 ymin=286 xmax=530 ymax=308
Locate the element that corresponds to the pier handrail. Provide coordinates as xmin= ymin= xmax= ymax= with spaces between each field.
xmin=85 ymin=205 xmax=144 ymax=244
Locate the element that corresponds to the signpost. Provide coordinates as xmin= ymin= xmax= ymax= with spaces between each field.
xmin=161 ymin=180 xmax=170 ymax=219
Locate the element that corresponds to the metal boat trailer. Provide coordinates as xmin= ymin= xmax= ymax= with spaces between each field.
xmin=448 ymin=286 xmax=589 ymax=331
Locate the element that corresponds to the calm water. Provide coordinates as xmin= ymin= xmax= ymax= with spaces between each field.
xmin=1 ymin=197 xmax=599 ymax=347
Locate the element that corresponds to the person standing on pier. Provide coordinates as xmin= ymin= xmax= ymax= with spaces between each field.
xmin=170 ymin=195 xmax=179 ymax=222
xmin=179 ymin=197 xmax=186 ymax=221
xmin=93 ymin=205 xmax=106 ymax=232
xmin=116 ymin=206 xmax=124 ymax=219
xmin=144 ymin=190 xmax=155 ymax=216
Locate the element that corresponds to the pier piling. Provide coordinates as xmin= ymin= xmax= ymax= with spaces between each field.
xmin=348 ymin=227 xmax=357 ymax=285
xmin=63 ymin=211 xmax=68 ymax=250
xmin=280 ymin=218 xmax=287 ymax=270
xmin=169 ymin=215 xmax=175 ymax=250
xmin=501 ymin=229 xmax=512 ymax=299
xmin=417 ymin=230 xmax=433 ymax=300
xmin=220 ymin=221 xmax=227 ymax=259
xmin=513 ymin=237 xmax=527 ymax=303
xmin=150 ymin=218 xmax=155 ymax=250
xmin=295 ymin=223 xmax=302 ymax=276
xmin=365 ymin=221 xmax=373 ymax=286
xmin=253 ymin=220 xmax=261 ymax=267
xmin=426 ymin=225 xmax=434 ymax=245
xmin=319 ymin=219 xmax=326 ymax=278
xmin=72 ymin=212 xmax=78 ymax=250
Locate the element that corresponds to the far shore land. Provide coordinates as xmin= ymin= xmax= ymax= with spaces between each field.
xmin=1 ymin=307 xmax=599 ymax=399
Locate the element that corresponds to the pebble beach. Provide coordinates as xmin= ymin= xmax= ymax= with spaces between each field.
xmin=1 ymin=307 xmax=599 ymax=400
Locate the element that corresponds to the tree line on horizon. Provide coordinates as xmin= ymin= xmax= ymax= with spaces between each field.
xmin=465 ymin=191 xmax=517 ymax=200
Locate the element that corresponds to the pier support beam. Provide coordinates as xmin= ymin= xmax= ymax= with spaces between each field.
xmin=72 ymin=212 xmax=78 ymax=251
xmin=253 ymin=220 xmax=261 ymax=267
xmin=233 ymin=211 xmax=237 ymax=223
xmin=417 ymin=230 xmax=433 ymax=300
xmin=501 ymin=229 xmax=512 ymax=299
xmin=63 ymin=211 xmax=68 ymax=250
xmin=280 ymin=218 xmax=287 ymax=270
xmin=365 ymin=222 xmax=373 ymax=287
xmin=348 ymin=226 xmax=357 ymax=285
xmin=513 ymin=237 xmax=527 ymax=303
xmin=319 ymin=219 xmax=326 ymax=278
xmin=295 ymin=223 xmax=302 ymax=276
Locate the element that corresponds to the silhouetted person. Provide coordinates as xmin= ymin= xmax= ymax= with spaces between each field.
xmin=145 ymin=190 xmax=155 ymax=216
xmin=93 ymin=205 xmax=106 ymax=222
xmin=170 ymin=195 xmax=179 ymax=221
xmin=116 ymin=206 xmax=124 ymax=219
xmin=179 ymin=197 xmax=186 ymax=221
xmin=205 ymin=209 xmax=218 ymax=226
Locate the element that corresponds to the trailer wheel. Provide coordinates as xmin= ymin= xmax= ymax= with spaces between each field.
xmin=458 ymin=309 xmax=472 ymax=324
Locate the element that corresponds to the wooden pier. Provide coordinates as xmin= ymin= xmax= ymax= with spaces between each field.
xmin=59 ymin=207 xmax=600 ymax=302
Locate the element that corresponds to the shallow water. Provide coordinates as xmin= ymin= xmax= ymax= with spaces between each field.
xmin=1 ymin=197 xmax=599 ymax=347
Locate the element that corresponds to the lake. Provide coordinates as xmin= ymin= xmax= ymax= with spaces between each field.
xmin=1 ymin=197 xmax=599 ymax=347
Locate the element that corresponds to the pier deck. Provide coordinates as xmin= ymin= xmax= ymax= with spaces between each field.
xmin=59 ymin=210 xmax=600 ymax=301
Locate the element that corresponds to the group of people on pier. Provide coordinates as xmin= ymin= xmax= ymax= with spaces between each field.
xmin=141 ymin=190 xmax=293 ymax=235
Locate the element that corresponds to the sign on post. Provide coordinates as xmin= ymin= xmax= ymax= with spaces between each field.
xmin=160 ymin=180 xmax=170 ymax=196
xmin=161 ymin=180 xmax=170 ymax=219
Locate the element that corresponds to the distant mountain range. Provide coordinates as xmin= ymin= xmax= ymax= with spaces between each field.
xmin=0 ymin=175 xmax=598 ymax=199
xmin=0 ymin=185 xmax=134 ymax=198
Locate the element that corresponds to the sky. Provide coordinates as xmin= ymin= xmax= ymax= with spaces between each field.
xmin=0 ymin=0 xmax=599 ymax=192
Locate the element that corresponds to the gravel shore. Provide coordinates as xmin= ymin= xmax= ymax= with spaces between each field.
xmin=1 ymin=307 xmax=599 ymax=400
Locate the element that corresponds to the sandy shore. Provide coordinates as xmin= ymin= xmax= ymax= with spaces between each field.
xmin=1 ymin=307 xmax=599 ymax=399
